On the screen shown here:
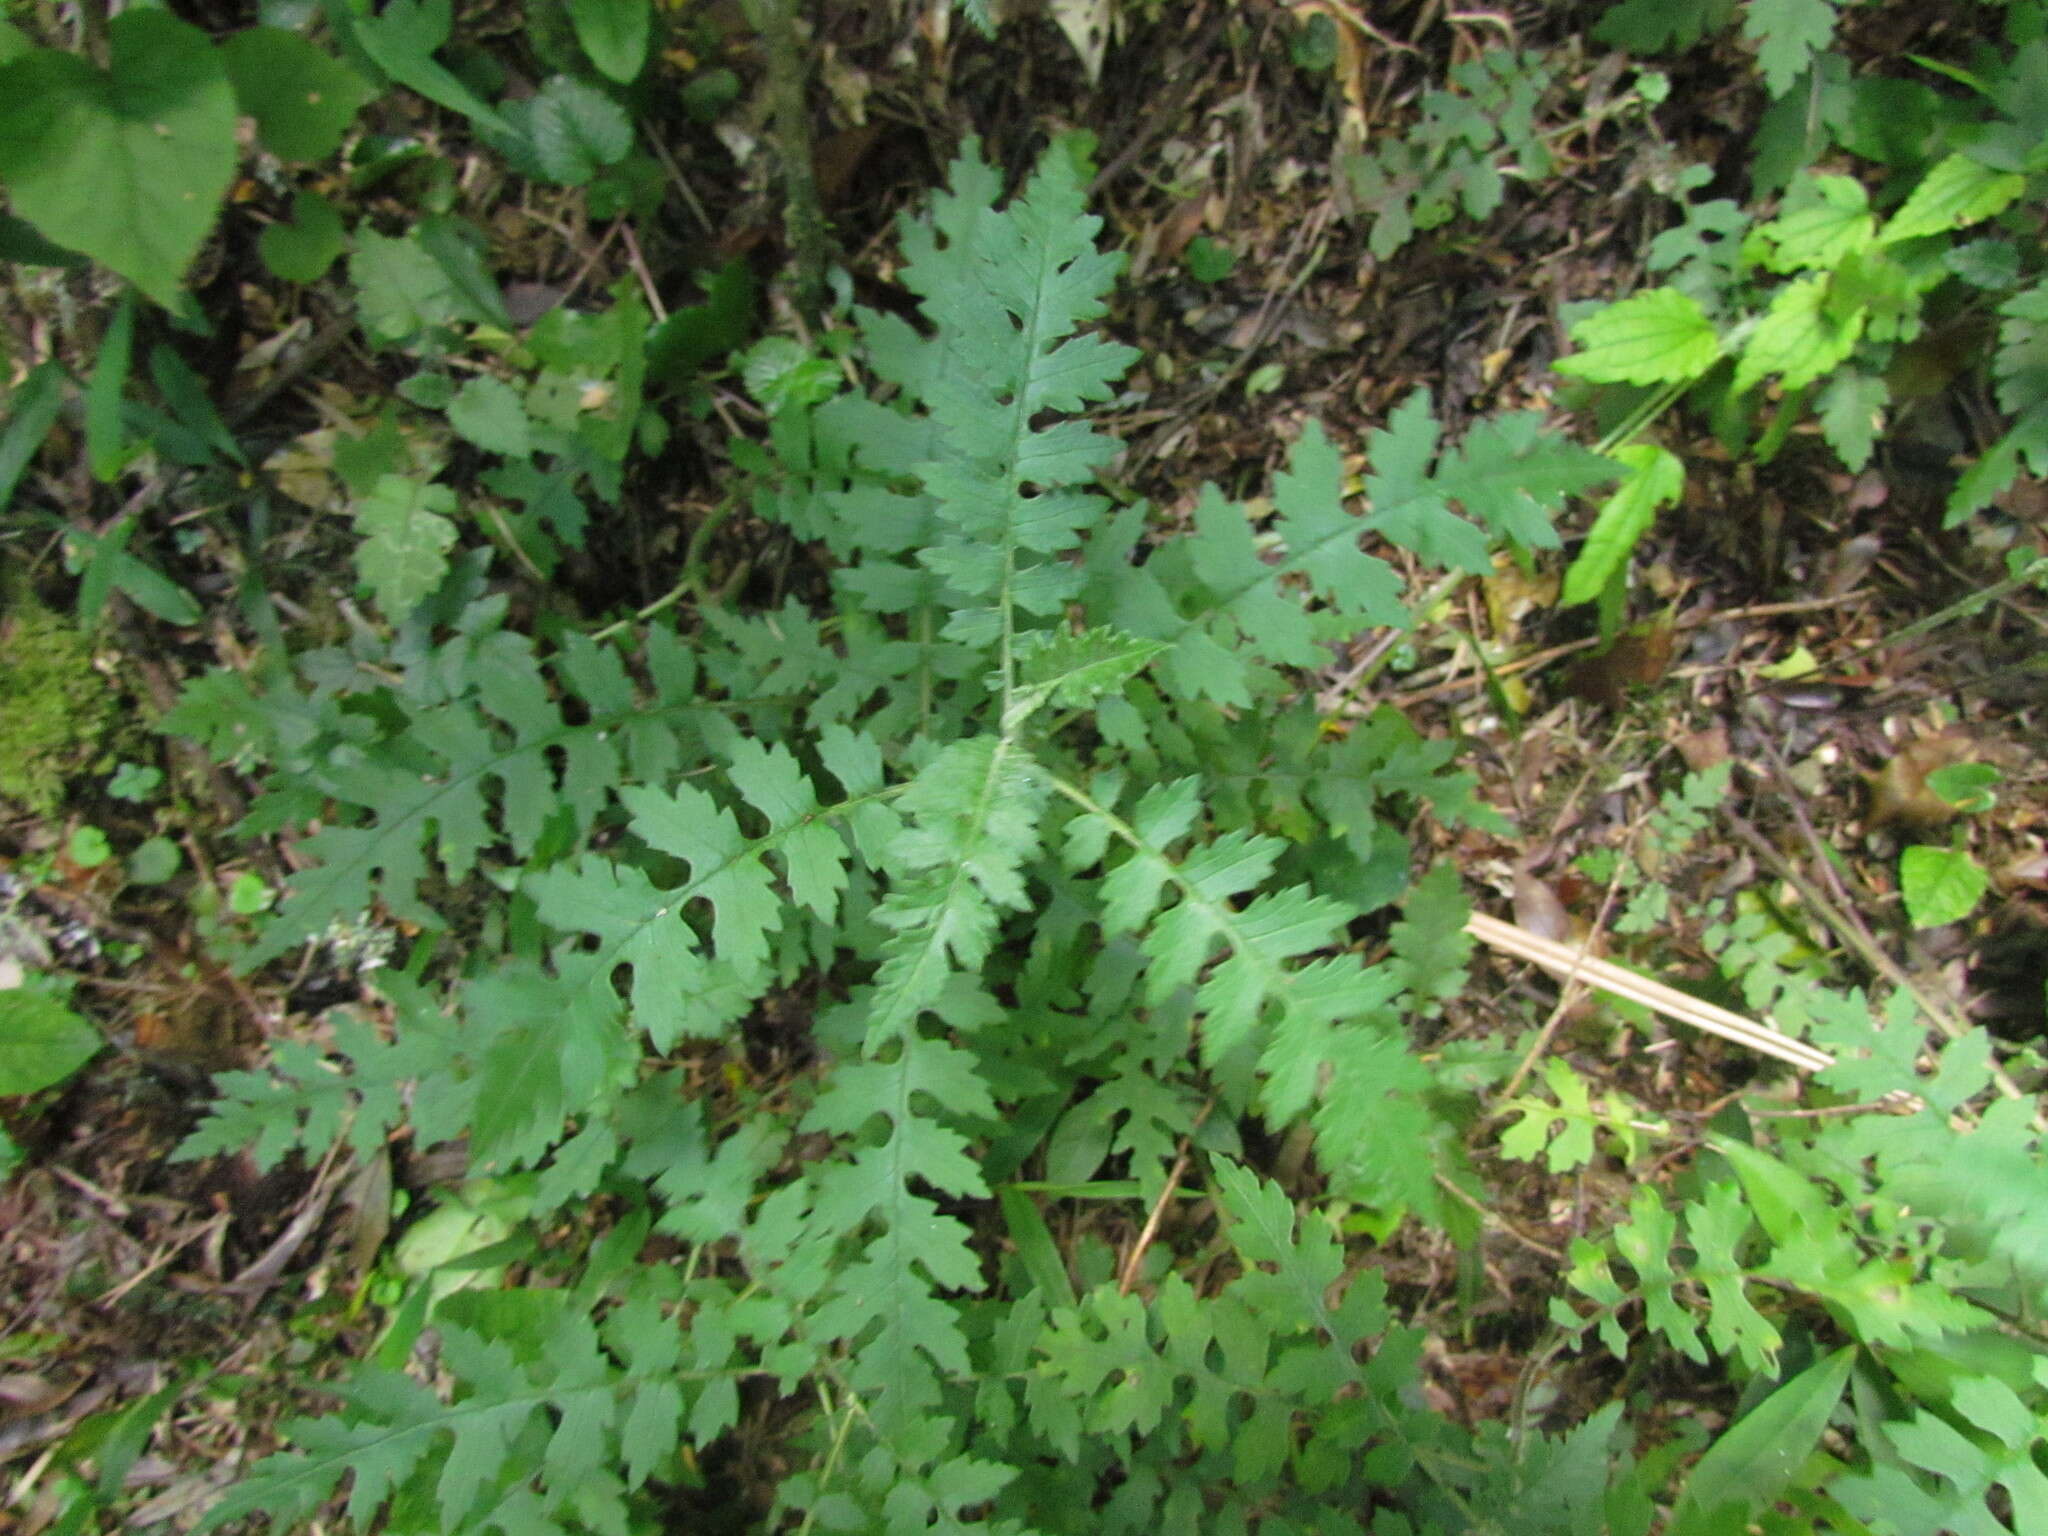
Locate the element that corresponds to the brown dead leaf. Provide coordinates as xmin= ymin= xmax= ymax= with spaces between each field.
xmin=133 ymin=991 xmax=247 ymax=1076
xmin=1565 ymin=617 xmax=1675 ymax=710
xmin=1512 ymin=867 xmax=1571 ymax=943
xmin=1674 ymin=724 xmax=1731 ymax=773
xmin=341 ymin=1149 xmax=394 ymax=1277
xmin=1819 ymin=532 xmax=1881 ymax=596
xmin=1997 ymin=476 xmax=2048 ymax=525
xmin=1999 ymin=847 xmax=2048 ymax=890
xmin=1482 ymin=558 xmax=1558 ymax=640
xmin=0 ymin=1372 xmax=73 ymax=1420
xmin=1865 ymin=732 xmax=1975 ymax=835
xmin=1154 ymin=197 xmax=1209 ymax=265
xmin=813 ymin=125 xmax=881 ymax=211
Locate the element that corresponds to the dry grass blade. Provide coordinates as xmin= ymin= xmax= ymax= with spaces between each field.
xmin=1464 ymin=912 xmax=1836 ymax=1074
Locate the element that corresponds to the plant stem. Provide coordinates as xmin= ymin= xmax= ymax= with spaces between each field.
xmin=1787 ymin=550 xmax=2045 ymax=686
xmin=589 ymin=497 xmax=738 ymax=642
xmin=738 ymin=0 xmax=830 ymax=323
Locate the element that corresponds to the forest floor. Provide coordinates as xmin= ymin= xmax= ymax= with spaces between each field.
xmin=2 ymin=1 xmax=2044 ymax=1529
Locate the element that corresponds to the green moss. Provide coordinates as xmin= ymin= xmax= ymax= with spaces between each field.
xmin=0 ymin=594 xmax=120 ymax=814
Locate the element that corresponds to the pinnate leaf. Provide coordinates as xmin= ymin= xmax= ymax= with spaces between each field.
xmin=353 ymin=474 xmax=458 ymax=618
xmin=1080 ymin=418 xmax=1407 ymax=707
xmin=1274 ymin=416 xmax=1411 ymax=611
xmin=1742 ymin=0 xmax=1838 ymax=97
xmin=896 ymin=139 xmax=1137 ymax=639
xmin=1593 ymin=0 xmax=1736 ymax=52
xmin=1499 ymin=1058 xmax=1599 ymax=1172
xmin=1434 ymin=412 xmax=1617 ymax=551
xmin=864 ymin=737 xmax=1046 ymax=1049
xmin=1003 ymin=626 xmax=1167 ymax=729
xmin=1364 ymin=390 xmax=1489 ymax=573
xmin=447 ymin=376 xmax=532 ymax=458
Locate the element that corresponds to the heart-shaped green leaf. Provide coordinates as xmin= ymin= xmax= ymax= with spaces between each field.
xmin=566 ymin=0 xmax=651 ymax=83
xmin=0 ymin=11 xmax=236 ymax=306
xmin=1901 ymin=844 xmax=1989 ymax=929
xmin=260 ymin=190 xmax=349 ymax=283
xmin=220 ymin=27 xmax=375 ymax=162
xmin=0 ymin=989 xmax=102 ymax=1096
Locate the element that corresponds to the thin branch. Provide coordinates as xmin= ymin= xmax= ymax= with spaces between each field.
xmin=1466 ymin=912 xmax=1837 ymax=1074
xmin=1119 ymin=1102 xmax=1213 ymax=1295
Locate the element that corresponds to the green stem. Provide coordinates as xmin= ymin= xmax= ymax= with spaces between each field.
xmin=1316 ymin=567 xmax=1468 ymax=728
xmin=589 ymin=496 xmax=738 ymax=643
xmin=1800 ymin=549 xmax=2044 ymax=683
xmin=792 ymin=1377 xmax=859 ymax=1536
xmin=1592 ymin=375 xmax=1689 ymax=459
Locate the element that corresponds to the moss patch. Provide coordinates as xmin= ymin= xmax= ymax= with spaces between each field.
xmin=0 ymin=596 xmax=119 ymax=815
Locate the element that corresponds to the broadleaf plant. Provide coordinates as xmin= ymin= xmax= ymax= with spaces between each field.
xmin=174 ymin=136 xmax=1629 ymax=1534
xmin=1553 ymin=3 xmax=2048 ymax=612
xmin=0 ymin=1 xmax=2021 ymax=1527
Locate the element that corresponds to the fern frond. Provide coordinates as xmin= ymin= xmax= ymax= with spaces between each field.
xmin=1081 ymin=422 xmax=1404 ymax=709
xmin=797 ymin=1009 xmax=1001 ymax=1436
xmin=528 ymin=732 xmax=891 ymax=1050
xmin=184 ymin=619 xmax=706 ymax=970
xmin=175 ymin=974 xmax=471 ymax=1171
xmin=1003 ymin=626 xmax=1168 ymax=732
xmin=892 ymin=139 xmax=1138 ymax=653
xmin=1060 ymin=775 xmax=1354 ymax=1063
xmin=198 ymin=1286 xmax=711 ymax=1536
xmin=860 ymin=735 xmax=1047 ymax=1049
xmin=1058 ymin=772 xmax=1454 ymax=1211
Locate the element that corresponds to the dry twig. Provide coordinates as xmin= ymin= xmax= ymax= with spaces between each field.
xmin=1466 ymin=912 xmax=1835 ymax=1074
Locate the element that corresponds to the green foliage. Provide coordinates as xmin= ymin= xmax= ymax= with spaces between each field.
xmin=1558 ymin=3 xmax=2048 ymax=600
xmin=0 ymin=984 xmax=101 ymax=1095
xmin=564 ymin=0 xmax=652 ymax=83
xmin=353 ymin=475 xmax=460 ymax=619
xmin=164 ymin=136 xmax=1637 ymax=1535
xmin=495 ymin=75 xmax=635 ymax=187
xmin=1901 ymin=841 xmax=1989 ymax=928
xmin=1898 ymin=763 xmax=2000 ymax=929
xmin=0 ymin=11 xmax=238 ymax=305
xmin=7 ymin=5 xmax=2031 ymax=1532
xmin=0 ymin=977 xmax=102 ymax=1176
xmin=1595 ymin=0 xmax=1739 ymax=55
xmin=1340 ymin=48 xmax=1559 ymax=259
xmin=259 ymin=191 xmax=349 ymax=284
xmin=219 ymin=27 xmax=377 ymax=162
xmin=1742 ymin=0 xmax=1842 ymax=98
xmin=1597 ymin=0 xmax=1839 ymax=98
xmin=1499 ymin=1059 xmax=1660 ymax=1172
xmin=1183 ymin=236 xmax=1235 ymax=284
